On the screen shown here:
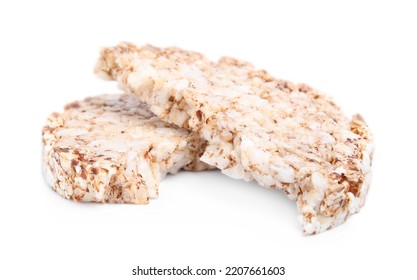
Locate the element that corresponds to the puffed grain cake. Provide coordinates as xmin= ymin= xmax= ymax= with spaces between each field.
xmin=42 ymin=94 xmax=210 ymax=204
xmin=96 ymin=43 xmax=374 ymax=234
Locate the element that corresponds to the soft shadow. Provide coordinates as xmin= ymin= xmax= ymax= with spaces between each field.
xmin=163 ymin=169 xmax=299 ymax=230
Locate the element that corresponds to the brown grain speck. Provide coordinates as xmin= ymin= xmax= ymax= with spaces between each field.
xmin=81 ymin=169 xmax=87 ymax=180
xmin=196 ymin=110 xmax=203 ymax=122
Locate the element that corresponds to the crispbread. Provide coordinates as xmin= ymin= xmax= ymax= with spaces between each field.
xmin=96 ymin=43 xmax=374 ymax=234
xmin=42 ymin=94 xmax=210 ymax=204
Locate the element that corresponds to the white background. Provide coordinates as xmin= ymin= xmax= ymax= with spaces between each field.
xmin=1 ymin=1 xmax=416 ymax=279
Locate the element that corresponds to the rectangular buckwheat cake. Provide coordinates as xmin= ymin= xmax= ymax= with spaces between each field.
xmin=95 ymin=43 xmax=374 ymax=234
xmin=42 ymin=94 xmax=211 ymax=204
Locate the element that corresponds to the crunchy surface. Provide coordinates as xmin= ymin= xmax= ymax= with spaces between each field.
xmin=96 ymin=43 xmax=374 ymax=234
xmin=42 ymin=94 xmax=210 ymax=204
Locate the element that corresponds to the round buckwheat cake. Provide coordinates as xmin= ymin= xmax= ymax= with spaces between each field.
xmin=96 ymin=43 xmax=374 ymax=234
xmin=42 ymin=94 xmax=210 ymax=204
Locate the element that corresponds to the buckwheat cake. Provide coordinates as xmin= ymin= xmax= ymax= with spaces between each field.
xmin=95 ymin=43 xmax=374 ymax=234
xmin=42 ymin=94 xmax=210 ymax=204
